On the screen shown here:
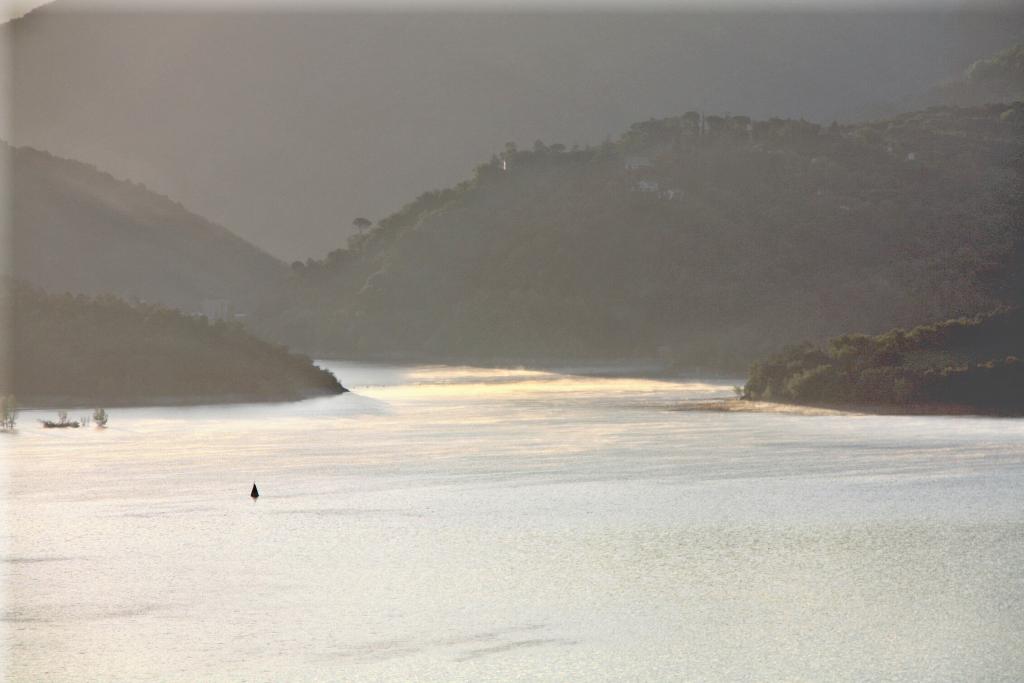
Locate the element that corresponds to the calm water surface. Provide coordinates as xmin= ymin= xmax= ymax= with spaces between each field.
xmin=3 ymin=362 xmax=1023 ymax=681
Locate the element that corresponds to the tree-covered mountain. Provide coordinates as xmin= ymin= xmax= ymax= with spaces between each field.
xmin=5 ymin=143 xmax=288 ymax=314
xmin=742 ymin=307 xmax=1024 ymax=414
xmin=928 ymin=42 xmax=1024 ymax=108
xmin=255 ymin=103 xmax=1024 ymax=371
xmin=6 ymin=5 xmax=1022 ymax=260
xmin=4 ymin=282 xmax=344 ymax=407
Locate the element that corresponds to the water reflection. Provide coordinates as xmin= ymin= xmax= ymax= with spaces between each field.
xmin=3 ymin=362 xmax=1024 ymax=680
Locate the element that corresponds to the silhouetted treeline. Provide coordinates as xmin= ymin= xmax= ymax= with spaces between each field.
xmin=743 ymin=308 xmax=1024 ymax=413
xmin=5 ymin=283 xmax=344 ymax=407
xmin=255 ymin=102 xmax=1024 ymax=371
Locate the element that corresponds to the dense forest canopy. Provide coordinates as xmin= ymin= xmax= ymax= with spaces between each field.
xmin=4 ymin=283 xmax=344 ymax=407
xmin=742 ymin=308 xmax=1024 ymax=414
xmin=255 ymin=102 xmax=1024 ymax=371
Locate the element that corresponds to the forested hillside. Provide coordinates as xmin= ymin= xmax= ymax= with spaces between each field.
xmin=928 ymin=42 xmax=1024 ymax=108
xmin=7 ymin=5 xmax=1021 ymax=259
xmin=742 ymin=308 xmax=1024 ymax=414
xmin=5 ymin=283 xmax=344 ymax=407
xmin=6 ymin=143 xmax=288 ymax=313
xmin=257 ymin=102 xmax=1024 ymax=371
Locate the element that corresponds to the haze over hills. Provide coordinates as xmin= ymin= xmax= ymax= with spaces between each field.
xmin=256 ymin=102 xmax=1024 ymax=371
xmin=5 ymin=4 xmax=1023 ymax=260
xmin=928 ymin=42 xmax=1024 ymax=107
xmin=861 ymin=41 xmax=1024 ymax=118
xmin=5 ymin=142 xmax=288 ymax=313
xmin=4 ymin=281 xmax=344 ymax=407
xmin=743 ymin=307 xmax=1024 ymax=414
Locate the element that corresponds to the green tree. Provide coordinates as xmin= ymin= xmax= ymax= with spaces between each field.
xmin=352 ymin=217 xmax=372 ymax=234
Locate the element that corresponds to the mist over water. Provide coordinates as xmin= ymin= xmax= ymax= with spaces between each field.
xmin=3 ymin=363 xmax=1023 ymax=680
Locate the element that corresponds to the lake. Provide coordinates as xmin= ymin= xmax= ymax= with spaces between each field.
xmin=3 ymin=362 xmax=1023 ymax=680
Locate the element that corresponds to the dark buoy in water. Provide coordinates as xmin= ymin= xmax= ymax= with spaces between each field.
xmin=251 ymin=482 xmax=259 ymax=499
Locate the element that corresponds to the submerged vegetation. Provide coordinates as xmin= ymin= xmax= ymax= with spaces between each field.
xmin=93 ymin=407 xmax=109 ymax=427
xmin=4 ymin=283 xmax=345 ymax=407
xmin=259 ymin=102 xmax=1024 ymax=371
xmin=40 ymin=410 xmax=80 ymax=429
xmin=742 ymin=308 xmax=1024 ymax=414
xmin=1 ymin=395 xmax=17 ymax=431
xmin=34 ymin=408 xmax=108 ymax=429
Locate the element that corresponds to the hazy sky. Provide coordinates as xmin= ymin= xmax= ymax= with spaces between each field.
xmin=6 ymin=0 xmax=1022 ymax=262
xmin=8 ymin=5 xmax=1020 ymax=260
xmin=1 ymin=0 xmax=1009 ymax=23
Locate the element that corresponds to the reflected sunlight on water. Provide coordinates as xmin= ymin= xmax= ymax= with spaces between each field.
xmin=3 ymin=362 xmax=1023 ymax=680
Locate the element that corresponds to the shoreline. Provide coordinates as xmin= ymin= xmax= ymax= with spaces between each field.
xmin=12 ymin=385 xmax=347 ymax=411
xmin=676 ymin=398 xmax=1024 ymax=418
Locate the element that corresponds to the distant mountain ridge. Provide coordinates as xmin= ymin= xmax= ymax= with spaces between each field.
xmin=256 ymin=102 xmax=1024 ymax=371
xmin=856 ymin=40 xmax=1024 ymax=119
xmin=929 ymin=42 xmax=1024 ymax=107
xmin=6 ymin=5 xmax=1022 ymax=260
xmin=6 ymin=142 xmax=288 ymax=314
